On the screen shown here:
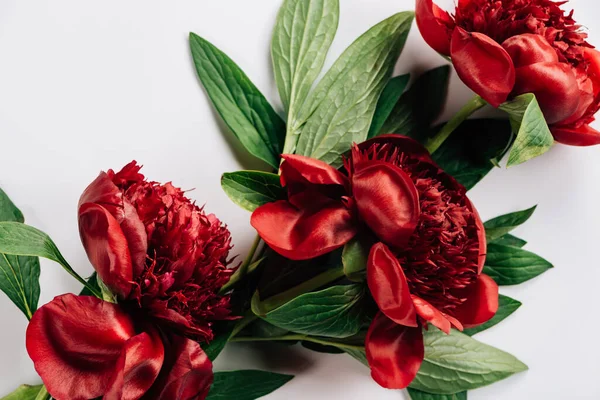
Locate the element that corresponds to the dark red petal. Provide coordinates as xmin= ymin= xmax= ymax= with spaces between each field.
xmin=559 ymin=69 xmax=595 ymax=126
xmin=465 ymin=198 xmax=486 ymax=274
xmin=552 ymin=123 xmax=600 ymax=146
xmin=26 ymin=294 xmax=137 ymax=400
xmin=358 ymin=134 xmax=433 ymax=163
xmin=512 ymin=62 xmax=580 ymax=124
xmin=367 ymin=243 xmax=417 ymax=327
xmin=251 ymin=200 xmax=357 ymax=260
xmin=353 ymin=161 xmax=419 ymax=248
xmin=502 ymin=34 xmax=558 ymax=68
xmin=450 ymin=27 xmax=515 ymax=107
xmin=148 ymin=335 xmax=213 ymax=400
xmin=443 ymin=313 xmax=464 ymax=331
xmin=584 ymin=48 xmax=600 ymax=96
xmin=104 ymin=329 xmax=165 ymax=400
xmin=121 ymin=200 xmax=148 ymax=279
xmin=79 ymin=203 xmax=134 ymax=298
xmin=365 ymin=312 xmax=424 ymax=389
xmin=411 ymin=295 xmax=451 ymax=334
xmin=79 ymin=171 xmax=124 ymax=218
xmin=452 ymin=274 xmax=499 ymax=328
xmin=415 ymin=0 xmax=453 ymax=55
xmin=280 ymin=154 xmax=348 ymax=187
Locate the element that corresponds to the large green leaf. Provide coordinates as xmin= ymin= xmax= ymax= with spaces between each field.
xmin=190 ymin=33 xmax=285 ymax=168
xmin=463 ymin=295 xmax=522 ymax=336
xmin=491 ymin=234 xmax=527 ymax=248
xmin=272 ymin=0 xmax=339 ymax=153
xmin=380 ymin=65 xmax=450 ymax=140
xmin=484 ymin=243 xmax=553 ymax=285
xmin=407 ymin=388 xmax=467 ymax=400
xmin=293 ymin=12 xmax=414 ymax=166
xmin=1 ymin=385 xmax=47 ymax=400
xmin=262 ymin=284 xmax=367 ymax=338
xmin=431 ymin=119 xmax=513 ymax=190
xmin=368 ymin=74 xmax=410 ymax=138
xmin=221 ymin=171 xmax=284 ymax=212
xmin=344 ymin=347 xmax=369 ymax=367
xmin=499 ymin=93 xmax=554 ymax=167
xmin=202 ymin=325 xmax=233 ymax=362
xmin=0 ymin=189 xmax=40 ymax=319
xmin=410 ymin=329 xmax=527 ymax=394
xmin=484 ymin=206 xmax=536 ymax=241
xmin=206 ymin=370 xmax=293 ymax=400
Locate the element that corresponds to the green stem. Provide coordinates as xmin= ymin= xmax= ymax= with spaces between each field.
xmin=34 ymin=386 xmax=50 ymax=400
xmin=230 ymin=312 xmax=259 ymax=339
xmin=219 ymin=235 xmax=262 ymax=294
xmin=424 ymin=95 xmax=487 ymax=154
xmin=231 ymin=334 xmax=365 ymax=352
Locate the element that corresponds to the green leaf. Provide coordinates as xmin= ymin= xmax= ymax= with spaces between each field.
xmin=408 ymin=388 xmax=467 ymax=400
xmin=410 ymin=329 xmax=528 ymax=394
xmin=484 ymin=243 xmax=553 ymax=285
xmin=344 ymin=348 xmax=369 ymax=367
xmin=0 ymin=189 xmax=40 ymax=319
xmin=272 ymin=0 xmax=339 ymax=116
xmin=499 ymin=93 xmax=554 ymax=167
xmin=484 ymin=206 xmax=536 ymax=241
xmin=463 ymin=295 xmax=522 ymax=336
xmin=491 ymin=234 xmax=527 ymax=248
xmin=380 ymin=65 xmax=451 ymax=140
xmin=206 ymin=370 xmax=293 ymax=400
xmin=202 ymin=325 xmax=234 ymax=362
xmin=301 ymin=340 xmax=345 ymax=354
xmin=293 ymin=12 xmax=414 ymax=166
xmin=342 ymin=234 xmax=372 ymax=282
xmin=1 ymin=385 xmax=47 ymax=400
xmin=431 ymin=119 xmax=514 ymax=190
xmin=368 ymin=74 xmax=410 ymax=138
xmin=221 ymin=171 xmax=284 ymax=212
xmin=263 ymin=284 xmax=367 ymax=338
xmin=189 ymin=33 xmax=286 ymax=168
xmin=80 ymin=272 xmax=100 ymax=296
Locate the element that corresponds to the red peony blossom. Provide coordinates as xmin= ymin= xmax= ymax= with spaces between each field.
xmin=26 ymin=161 xmax=236 ymax=400
xmin=416 ymin=0 xmax=600 ymax=146
xmin=251 ymin=135 xmax=498 ymax=388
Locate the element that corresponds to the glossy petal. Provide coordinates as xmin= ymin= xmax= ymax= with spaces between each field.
xmin=411 ymin=295 xmax=451 ymax=334
xmin=559 ymin=68 xmax=595 ymax=126
xmin=584 ymin=47 xmax=600 ymax=96
xmin=353 ymin=161 xmax=420 ymax=248
xmin=365 ymin=312 xmax=424 ymax=389
xmin=552 ymin=123 xmax=600 ymax=146
xmin=280 ymin=154 xmax=348 ymax=187
xmin=251 ymin=200 xmax=357 ymax=260
xmin=502 ymin=34 xmax=558 ymax=67
xmin=416 ymin=0 xmax=453 ymax=55
xmin=79 ymin=172 xmax=123 ymax=216
xmin=367 ymin=243 xmax=417 ymax=327
xmin=451 ymin=27 xmax=516 ymax=107
xmin=452 ymin=274 xmax=499 ymax=328
xmin=26 ymin=294 xmax=140 ymax=399
xmin=358 ymin=134 xmax=433 ymax=163
xmin=512 ymin=62 xmax=580 ymax=124
xmin=465 ymin=198 xmax=486 ymax=273
xmin=79 ymin=203 xmax=134 ymax=297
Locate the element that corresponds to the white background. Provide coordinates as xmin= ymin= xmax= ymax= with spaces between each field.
xmin=0 ymin=1 xmax=598 ymax=399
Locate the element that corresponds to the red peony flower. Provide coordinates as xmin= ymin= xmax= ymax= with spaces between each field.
xmin=251 ymin=135 xmax=498 ymax=388
xmin=26 ymin=161 xmax=236 ymax=400
xmin=416 ymin=0 xmax=600 ymax=146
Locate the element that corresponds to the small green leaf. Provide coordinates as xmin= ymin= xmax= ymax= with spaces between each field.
xmin=484 ymin=243 xmax=553 ymax=285
xmin=499 ymin=93 xmax=554 ymax=167
xmin=272 ymin=0 xmax=339 ymax=116
xmin=80 ymin=273 xmax=100 ymax=296
xmin=368 ymin=74 xmax=410 ymax=138
xmin=342 ymin=234 xmax=372 ymax=282
xmin=293 ymin=12 xmax=414 ymax=167
xmin=202 ymin=326 xmax=233 ymax=362
xmin=431 ymin=119 xmax=514 ymax=190
xmin=410 ymin=329 xmax=528 ymax=394
xmin=206 ymin=370 xmax=293 ymax=400
xmin=407 ymin=388 xmax=467 ymax=400
xmin=484 ymin=206 xmax=536 ymax=241
xmin=1 ymin=384 xmax=47 ymax=400
xmin=491 ymin=234 xmax=527 ymax=248
xmin=0 ymin=189 xmax=40 ymax=319
xmin=189 ymin=33 xmax=286 ymax=168
xmin=463 ymin=295 xmax=522 ymax=336
xmin=221 ymin=171 xmax=284 ymax=212
xmin=263 ymin=284 xmax=367 ymax=338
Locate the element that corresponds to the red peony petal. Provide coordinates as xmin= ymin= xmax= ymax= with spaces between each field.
xmin=584 ymin=48 xmax=600 ymax=97
xmin=512 ymin=62 xmax=580 ymax=124
xmin=411 ymin=295 xmax=451 ymax=334
xmin=121 ymin=200 xmax=149 ymax=279
xmin=104 ymin=329 xmax=165 ymax=400
xmin=251 ymin=200 xmax=357 ymax=260
xmin=79 ymin=172 xmax=124 ymax=218
xmin=450 ymin=27 xmax=516 ymax=107
xmin=443 ymin=313 xmax=464 ymax=331
xmin=452 ymin=274 xmax=499 ymax=328
xmin=465 ymin=198 xmax=486 ymax=274
xmin=358 ymin=134 xmax=433 ymax=163
xmin=558 ymin=68 xmax=595 ymax=126
xmin=353 ymin=161 xmax=420 ymax=248
xmin=79 ymin=203 xmax=134 ymax=298
xmin=26 ymin=294 xmax=140 ymax=399
xmin=365 ymin=312 xmax=424 ymax=389
xmin=415 ymin=0 xmax=453 ymax=55
xmin=280 ymin=154 xmax=349 ymax=187
xmin=148 ymin=335 xmax=213 ymax=400
xmin=502 ymin=34 xmax=558 ymax=68
xmin=367 ymin=243 xmax=417 ymax=327
xmin=552 ymin=123 xmax=600 ymax=146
